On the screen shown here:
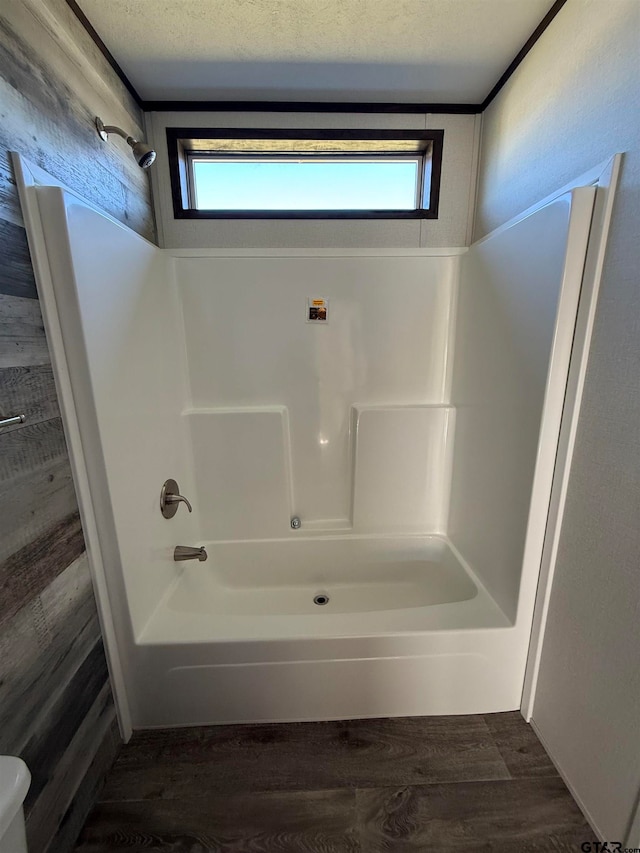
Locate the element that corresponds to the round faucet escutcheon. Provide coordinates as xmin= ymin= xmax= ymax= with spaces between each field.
xmin=160 ymin=479 xmax=193 ymax=518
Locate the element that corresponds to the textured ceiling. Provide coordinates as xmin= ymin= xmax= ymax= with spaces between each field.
xmin=78 ymin=0 xmax=556 ymax=102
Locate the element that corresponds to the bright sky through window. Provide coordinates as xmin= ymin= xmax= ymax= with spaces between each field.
xmin=192 ymin=160 xmax=419 ymax=210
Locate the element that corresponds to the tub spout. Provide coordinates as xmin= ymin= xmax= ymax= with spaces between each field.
xmin=174 ymin=545 xmax=208 ymax=562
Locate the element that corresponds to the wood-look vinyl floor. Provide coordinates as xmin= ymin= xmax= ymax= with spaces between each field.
xmin=75 ymin=712 xmax=596 ymax=852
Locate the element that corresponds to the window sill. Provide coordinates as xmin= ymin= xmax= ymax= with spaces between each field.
xmin=172 ymin=209 xmax=438 ymax=220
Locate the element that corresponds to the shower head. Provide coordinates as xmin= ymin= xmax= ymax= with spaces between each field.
xmin=130 ymin=140 xmax=156 ymax=169
xmin=95 ymin=117 xmax=156 ymax=169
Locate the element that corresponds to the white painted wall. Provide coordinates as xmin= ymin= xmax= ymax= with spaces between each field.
xmin=177 ymin=253 xmax=457 ymax=536
xmin=474 ymin=0 xmax=640 ymax=842
xmin=37 ymin=188 xmax=198 ymax=639
xmin=146 ymin=111 xmax=480 ymax=249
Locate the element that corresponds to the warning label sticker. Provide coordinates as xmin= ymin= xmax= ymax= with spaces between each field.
xmin=307 ymin=297 xmax=328 ymax=323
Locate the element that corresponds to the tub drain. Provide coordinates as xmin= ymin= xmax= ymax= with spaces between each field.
xmin=313 ymin=593 xmax=330 ymax=606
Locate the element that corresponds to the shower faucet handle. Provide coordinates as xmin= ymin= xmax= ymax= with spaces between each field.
xmin=160 ymin=479 xmax=193 ymax=518
xmin=165 ymin=493 xmax=193 ymax=511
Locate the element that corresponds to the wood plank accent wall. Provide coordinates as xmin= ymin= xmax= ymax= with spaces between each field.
xmin=0 ymin=0 xmax=155 ymax=850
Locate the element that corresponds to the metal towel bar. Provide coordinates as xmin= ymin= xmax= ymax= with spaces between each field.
xmin=0 ymin=414 xmax=25 ymax=429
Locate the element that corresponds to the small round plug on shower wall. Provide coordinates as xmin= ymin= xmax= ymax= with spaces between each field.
xmin=95 ymin=117 xmax=156 ymax=169
xmin=291 ymin=516 xmax=301 ymax=530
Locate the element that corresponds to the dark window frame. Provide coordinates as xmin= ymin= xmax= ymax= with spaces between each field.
xmin=166 ymin=128 xmax=444 ymax=220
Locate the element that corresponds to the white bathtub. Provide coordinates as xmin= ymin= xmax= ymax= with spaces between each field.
xmin=133 ymin=535 xmax=522 ymax=727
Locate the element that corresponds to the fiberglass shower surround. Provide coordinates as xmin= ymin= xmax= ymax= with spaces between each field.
xmin=26 ymin=178 xmax=595 ymax=728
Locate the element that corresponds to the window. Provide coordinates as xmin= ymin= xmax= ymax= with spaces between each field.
xmin=167 ymin=129 xmax=443 ymax=219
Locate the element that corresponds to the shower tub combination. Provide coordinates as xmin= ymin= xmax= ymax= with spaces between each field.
xmin=16 ymin=152 xmax=600 ymax=731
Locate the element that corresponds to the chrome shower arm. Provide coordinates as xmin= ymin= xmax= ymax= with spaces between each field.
xmin=102 ymin=124 xmax=138 ymax=144
xmin=95 ymin=117 xmax=156 ymax=168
